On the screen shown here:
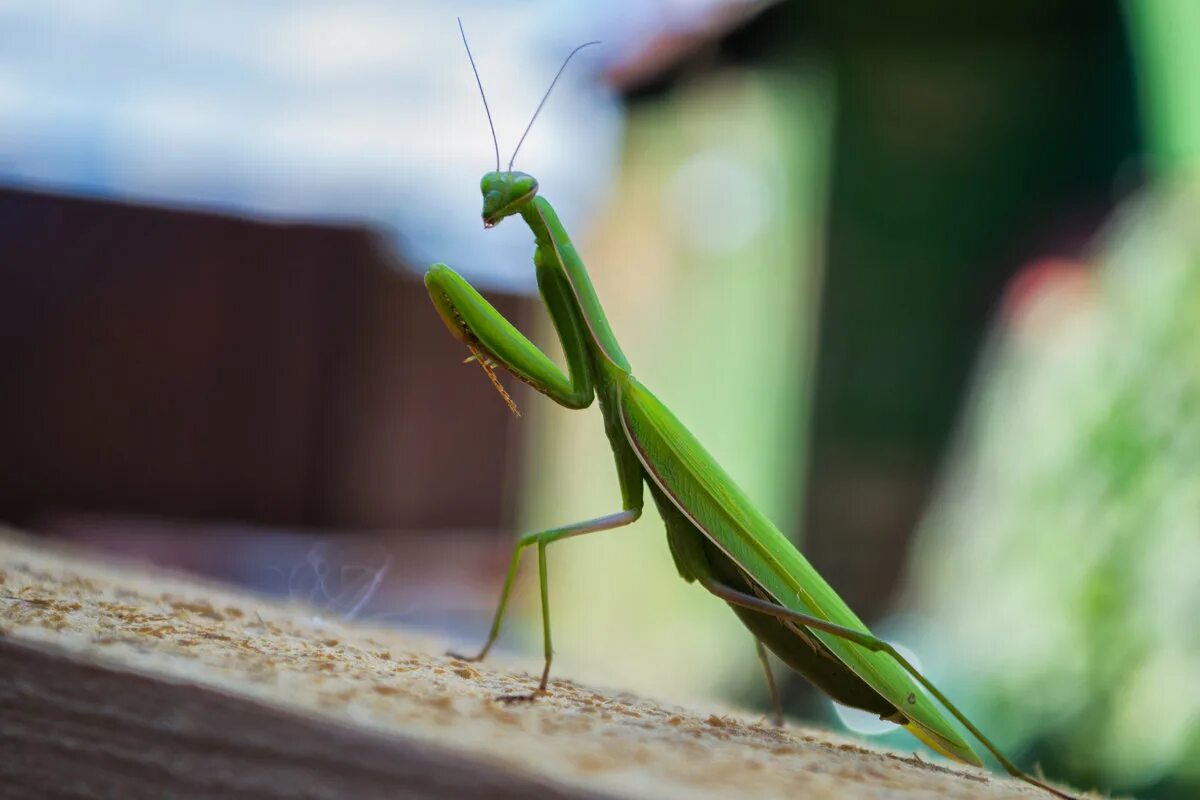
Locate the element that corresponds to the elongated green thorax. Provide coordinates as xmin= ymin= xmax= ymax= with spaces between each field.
xmin=518 ymin=196 xmax=630 ymax=373
xmin=477 ymin=171 xmax=628 ymax=373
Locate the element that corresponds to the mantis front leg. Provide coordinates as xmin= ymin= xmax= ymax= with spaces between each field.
xmin=426 ymin=263 xmax=594 ymax=410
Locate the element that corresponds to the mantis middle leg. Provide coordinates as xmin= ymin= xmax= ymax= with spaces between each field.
xmin=452 ymin=508 xmax=642 ymax=699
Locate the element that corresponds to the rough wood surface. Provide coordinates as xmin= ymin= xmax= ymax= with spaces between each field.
xmin=0 ymin=529 xmax=1079 ymax=799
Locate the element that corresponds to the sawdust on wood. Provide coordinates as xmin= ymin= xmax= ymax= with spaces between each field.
xmin=0 ymin=528 xmax=1082 ymax=799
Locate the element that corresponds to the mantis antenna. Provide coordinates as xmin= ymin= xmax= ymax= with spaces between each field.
xmin=457 ymin=17 xmax=500 ymax=173
xmin=508 ymin=39 xmax=601 ymax=171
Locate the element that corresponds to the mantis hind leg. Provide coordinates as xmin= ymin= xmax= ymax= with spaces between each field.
xmin=698 ymin=578 xmax=1078 ymax=800
xmin=450 ymin=508 xmax=642 ymax=700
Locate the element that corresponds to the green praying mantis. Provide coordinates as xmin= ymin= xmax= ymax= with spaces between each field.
xmin=425 ymin=20 xmax=1076 ymax=800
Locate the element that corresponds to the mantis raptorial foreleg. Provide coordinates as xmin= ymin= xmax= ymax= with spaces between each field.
xmin=427 ymin=263 xmax=594 ymax=410
xmin=698 ymin=578 xmax=1074 ymax=800
xmin=450 ymin=509 xmax=642 ymax=699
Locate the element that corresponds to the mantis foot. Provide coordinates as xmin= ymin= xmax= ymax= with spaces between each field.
xmin=445 ymin=649 xmax=486 ymax=663
xmin=497 ymin=689 xmax=548 ymax=704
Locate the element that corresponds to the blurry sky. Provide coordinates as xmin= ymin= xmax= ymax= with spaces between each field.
xmin=0 ymin=0 xmax=762 ymax=291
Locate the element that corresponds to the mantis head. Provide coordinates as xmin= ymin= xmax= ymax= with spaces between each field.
xmin=458 ymin=18 xmax=598 ymax=228
xmin=481 ymin=171 xmax=539 ymax=228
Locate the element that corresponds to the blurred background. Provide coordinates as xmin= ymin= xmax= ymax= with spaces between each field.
xmin=1 ymin=1 xmax=1196 ymax=797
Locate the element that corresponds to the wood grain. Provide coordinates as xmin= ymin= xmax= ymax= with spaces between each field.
xmin=0 ymin=529 xmax=1077 ymax=799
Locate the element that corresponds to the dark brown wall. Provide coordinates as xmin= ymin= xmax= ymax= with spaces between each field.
xmin=0 ymin=187 xmax=523 ymax=533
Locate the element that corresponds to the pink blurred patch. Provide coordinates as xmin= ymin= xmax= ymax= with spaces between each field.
xmin=1001 ymin=257 xmax=1095 ymax=338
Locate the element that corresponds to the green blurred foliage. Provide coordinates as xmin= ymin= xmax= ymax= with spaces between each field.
xmin=906 ymin=184 xmax=1200 ymax=798
xmin=904 ymin=3 xmax=1200 ymax=796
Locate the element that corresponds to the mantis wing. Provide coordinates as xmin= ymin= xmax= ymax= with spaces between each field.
xmin=617 ymin=375 xmax=981 ymax=766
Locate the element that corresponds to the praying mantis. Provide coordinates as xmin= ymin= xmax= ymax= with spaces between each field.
xmin=425 ymin=20 xmax=1076 ymax=800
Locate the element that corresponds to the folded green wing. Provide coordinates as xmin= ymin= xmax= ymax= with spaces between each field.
xmin=618 ymin=376 xmax=980 ymax=766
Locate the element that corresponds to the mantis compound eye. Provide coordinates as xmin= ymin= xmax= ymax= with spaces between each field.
xmin=481 ymin=189 xmax=504 ymax=227
xmin=509 ymin=175 xmax=537 ymax=198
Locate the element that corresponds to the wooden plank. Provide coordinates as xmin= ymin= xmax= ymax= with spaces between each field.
xmin=0 ymin=529 xmax=1069 ymax=798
